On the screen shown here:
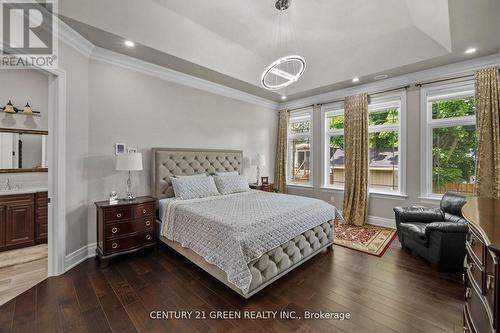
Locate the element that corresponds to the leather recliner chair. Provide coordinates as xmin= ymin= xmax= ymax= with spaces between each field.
xmin=393 ymin=192 xmax=468 ymax=272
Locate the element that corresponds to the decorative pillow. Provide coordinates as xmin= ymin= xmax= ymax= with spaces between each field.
xmin=171 ymin=176 xmax=219 ymax=200
xmin=215 ymin=171 xmax=239 ymax=177
xmin=214 ymin=175 xmax=250 ymax=195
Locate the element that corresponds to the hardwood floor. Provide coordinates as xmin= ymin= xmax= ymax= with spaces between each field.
xmin=0 ymin=240 xmax=463 ymax=333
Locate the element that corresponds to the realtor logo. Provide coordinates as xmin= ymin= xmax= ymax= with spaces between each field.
xmin=0 ymin=0 xmax=58 ymax=68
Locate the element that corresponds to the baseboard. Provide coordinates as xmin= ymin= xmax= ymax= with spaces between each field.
xmin=64 ymin=242 xmax=96 ymax=272
xmin=368 ymin=216 xmax=396 ymax=229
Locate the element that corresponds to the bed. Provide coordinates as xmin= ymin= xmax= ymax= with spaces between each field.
xmin=152 ymin=148 xmax=341 ymax=298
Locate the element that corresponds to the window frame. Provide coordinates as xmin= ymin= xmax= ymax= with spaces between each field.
xmin=367 ymin=92 xmax=406 ymax=195
xmin=287 ymin=107 xmax=314 ymax=187
xmin=420 ymin=80 xmax=476 ymax=199
xmin=321 ymin=101 xmax=345 ymax=190
xmin=320 ymin=90 xmax=407 ymax=197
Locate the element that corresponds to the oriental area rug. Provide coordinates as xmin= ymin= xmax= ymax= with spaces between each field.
xmin=333 ymin=222 xmax=397 ymax=257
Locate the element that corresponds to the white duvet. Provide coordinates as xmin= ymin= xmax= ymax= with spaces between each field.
xmin=160 ymin=190 xmax=342 ymax=293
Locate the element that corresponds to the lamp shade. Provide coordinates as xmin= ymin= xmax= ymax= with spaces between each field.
xmin=116 ymin=153 xmax=143 ymax=171
xmin=251 ymin=154 xmax=266 ymax=166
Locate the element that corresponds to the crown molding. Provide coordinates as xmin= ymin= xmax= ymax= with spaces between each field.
xmin=57 ymin=17 xmax=95 ymax=58
xmin=284 ymin=53 xmax=500 ymax=110
xmin=89 ymin=47 xmax=280 ymax=110
xmin=55 ymin=18 xmax=279 ymax=110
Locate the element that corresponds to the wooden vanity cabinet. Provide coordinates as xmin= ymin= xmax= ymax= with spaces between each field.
xmin=0 ymin=191 xmax=48 ymax=252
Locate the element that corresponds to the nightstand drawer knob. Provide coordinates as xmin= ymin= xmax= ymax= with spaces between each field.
xmin=112 ymin=242 xmax=118 ymax=249
xmin=143 ymin=209 xmax=147 ymax=214
xmin=466 ymin=287 xmax=471 ymax=299
xmin=111 ymin=227 xmax=118 ymax=234
xmin=146 ymin=221 xmax=151 ymax=226
xmin=116 ymin=213 xmax=122 ymax=218
xmin=146 ymin=234 xmax=152 ymax=240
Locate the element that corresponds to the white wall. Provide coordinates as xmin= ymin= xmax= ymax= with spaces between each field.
xmin=0 ymin=69 xmax=48 ymax=131
xmin=85 ymin=60 xmax=278 ymax=246
xmin=0 ymin=69 xmax=49 ymax=187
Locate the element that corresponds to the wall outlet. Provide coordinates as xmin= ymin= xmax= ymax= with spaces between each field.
xmin=330 ymin=196 xmax=335 ymax=203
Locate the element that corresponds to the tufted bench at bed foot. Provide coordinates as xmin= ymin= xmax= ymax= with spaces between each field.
xmin=248 ymin=221 xmax=333 ymax=292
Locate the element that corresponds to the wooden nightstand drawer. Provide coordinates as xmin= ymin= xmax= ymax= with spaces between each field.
xmin=104 ymin=206 xmax=133 ymax=222
xmin=134 ymin=203 xmax=155 ymax=218
xmin=105 ymin=231 xmax=154 ymax=254
xmin=105 ymin=218 xmax=154 ymax=239
xmin=95 ymin=196 xmax=156 ymax=266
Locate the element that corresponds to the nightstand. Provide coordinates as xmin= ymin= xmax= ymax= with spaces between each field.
xmin=249 ymin=183 xmax=274 ymax=192
xmin=95 ymin=196 xmax=156 ymax=266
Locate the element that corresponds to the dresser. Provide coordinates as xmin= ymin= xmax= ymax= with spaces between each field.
xmin=462 ymin=197 xmax=500 ymax=333
xmin=0 ymin=191 xmax=48 ymax=251
xmin=95 ymin=196 xmax=156 ymax=265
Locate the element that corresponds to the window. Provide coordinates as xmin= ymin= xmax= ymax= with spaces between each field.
xmin=421 ymin=82 xmax=476 ymax=197
xmin=287 ymin=108 xmax=313 ymax=185
xmin=323 ymin=103 xmax=345 ymax=188
xmin=322 ymin=92 xmax=405 ymax=195
xmin=368 ymin=98 xmax=402 ymax=193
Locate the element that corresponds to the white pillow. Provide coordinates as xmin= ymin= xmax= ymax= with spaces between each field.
xmin=215 ymin=171 xmax=239 ymax=177
xmin=171 ymin=176 xmax=219 ymax=200
xmin=214 ymin=175 xmax=250 ymax=195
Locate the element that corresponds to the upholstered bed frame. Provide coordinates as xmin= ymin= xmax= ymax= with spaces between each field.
xmin=152 ymin=148 xmax=334 ymax=299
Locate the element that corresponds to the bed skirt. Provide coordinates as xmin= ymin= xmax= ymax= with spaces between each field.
xmin=155 ymin=219 xmax=334 ymax=298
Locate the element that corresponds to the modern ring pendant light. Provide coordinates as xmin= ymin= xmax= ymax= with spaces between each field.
xmin=261 ymin=0 xmax=306 ymax=91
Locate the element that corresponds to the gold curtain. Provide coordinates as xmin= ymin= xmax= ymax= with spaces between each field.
xmin=275 ymin=109 xmax=289 ymax=193
xmin=475 ymin=67 xmax=500 ymax=198
xmin=343 ymin=94 xmax=369 ymax=226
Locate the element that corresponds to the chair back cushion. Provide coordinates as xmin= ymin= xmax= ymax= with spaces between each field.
xmin=440 ymin=192 xmax=467 ymax=217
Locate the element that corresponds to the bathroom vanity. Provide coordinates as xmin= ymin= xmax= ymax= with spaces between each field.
xmin=0 ymin=127 xmax=49 ymax=252
xmin=0 ymin=190 xmax=48 ymax=251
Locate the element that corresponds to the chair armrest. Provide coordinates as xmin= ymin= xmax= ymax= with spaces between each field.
xmin=425 ymin=222 xmax=468 ymax=237
xmin=393 ymin=207 xmax=444 ymax=224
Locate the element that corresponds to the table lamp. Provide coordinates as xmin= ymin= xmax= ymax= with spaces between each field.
xmin=115 ymin=152 xmax=143 ymax=200
xmin=251 ymin=154 xmax=266 ymax=185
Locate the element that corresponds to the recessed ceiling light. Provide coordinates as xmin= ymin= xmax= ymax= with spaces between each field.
xmin=374 ymin=74 xmax=389 ymax=80
xmin=124 ymin=40 xmax=135 ymax=47
xmin=352 ymin=77 xmax=360 ymax=83
xmin=281 ymin=95 xmax=287 ymax=100
xmin=465 ymin=47 xmax=477 ymax=54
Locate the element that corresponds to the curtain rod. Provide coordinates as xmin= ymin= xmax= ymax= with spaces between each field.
xmin=287 ymin=85 xmax=410 ymax=112
xmin=414 ymin=74 xmax=474 ymax=87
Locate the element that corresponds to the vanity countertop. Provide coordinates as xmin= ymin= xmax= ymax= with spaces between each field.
xmin=0 ymin=187 xmax=48 ymax=196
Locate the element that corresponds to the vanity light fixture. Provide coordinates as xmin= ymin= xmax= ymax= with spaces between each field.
xmin=2 ymin=100 xmax=16 ymax=113
xmin=23 ymin=103 xmax=33 ymax=114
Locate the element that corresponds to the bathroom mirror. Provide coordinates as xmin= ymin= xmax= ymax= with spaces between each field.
xmin=0 ymin=128 xmax=48 ymax=173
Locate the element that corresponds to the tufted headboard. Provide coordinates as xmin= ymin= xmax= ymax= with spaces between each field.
xmin=152 ymin=148 xmax=243 ymax=199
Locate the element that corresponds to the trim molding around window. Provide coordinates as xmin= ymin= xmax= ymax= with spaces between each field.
xmin=287 ymin=107 xmax=314 ymax=186
xmin=320 ymin=90 xmax=407 ymax=196
xmin=420 ymin=80 xmax=476 ymax=199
